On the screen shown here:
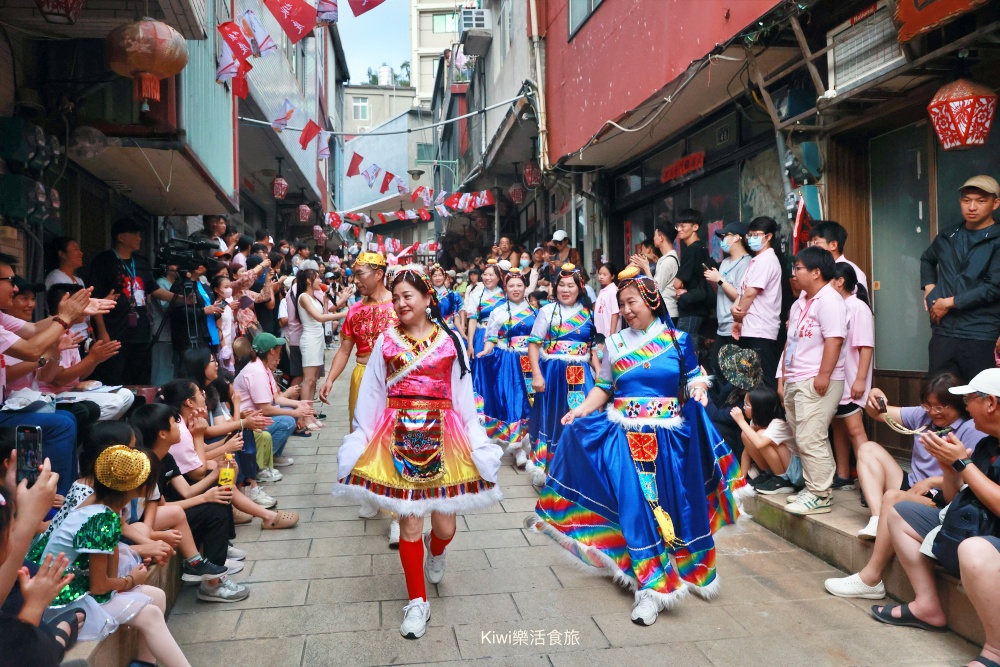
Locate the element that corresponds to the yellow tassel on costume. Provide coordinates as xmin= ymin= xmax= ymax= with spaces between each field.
xmin=654 ymin=505 xmax=683 ymax=547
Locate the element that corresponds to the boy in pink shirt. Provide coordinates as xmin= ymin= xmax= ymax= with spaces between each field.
xmin=781 ymin=247 xmax=847 ymax=516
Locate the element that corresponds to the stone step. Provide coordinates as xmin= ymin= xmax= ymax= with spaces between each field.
xmin=60 ymin=556 xmax=182 ymax=667
xmin=745 ymin=489 xmax=985 ymax=645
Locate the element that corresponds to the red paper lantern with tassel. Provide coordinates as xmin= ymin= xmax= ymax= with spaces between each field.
xmin=927 ymin=79 xmax=998 ymax=151
xmin=106 ymin=18 xmax=188 ymax=106
xmin=298 ymin=204 xmax=312 ymax=223
xmin=34 ymin=0 xmax=84 ymax=24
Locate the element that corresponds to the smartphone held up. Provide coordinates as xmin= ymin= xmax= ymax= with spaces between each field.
xmin=16 ymin=425 xmax=43 ymax=488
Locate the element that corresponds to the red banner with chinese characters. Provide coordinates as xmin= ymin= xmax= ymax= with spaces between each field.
xmin=218 ymin=22 xmax=254 ymax=64
xmin=896 ymin=0 xmax=989 ymax=42
xmin=263 ymin=0 xmax=316 ymax=44
xmin=660 ymin=151 xmax=705 ymax=184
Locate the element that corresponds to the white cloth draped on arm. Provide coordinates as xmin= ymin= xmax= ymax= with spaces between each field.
xmin=337 ymin=334 xmax=387 ymax=480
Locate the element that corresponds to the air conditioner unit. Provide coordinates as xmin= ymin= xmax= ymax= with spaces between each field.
xmin=357 ymin=126 xmax=370 ymax=133
xmin=459 ymin=8 xmax=492 ymax=56
xmin=826 ymin=1 xmax=907 ymax=94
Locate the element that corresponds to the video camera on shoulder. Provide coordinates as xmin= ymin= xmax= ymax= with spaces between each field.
xmin=157 ymin=238 xmax=219 ymax=273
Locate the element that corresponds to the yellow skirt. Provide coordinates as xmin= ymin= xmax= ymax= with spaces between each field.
xmin=348 ymin=362 xmax=366 ymax=432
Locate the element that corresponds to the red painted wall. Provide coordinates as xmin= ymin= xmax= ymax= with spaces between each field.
xmin=543 ymin=0 xmax=780 ymax=161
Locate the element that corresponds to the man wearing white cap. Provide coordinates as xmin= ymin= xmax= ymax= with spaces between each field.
xmin=921 ymin=175 xmax=1000 ymax=381
xmin=870 ymin=369 xmax=1000 ymax=659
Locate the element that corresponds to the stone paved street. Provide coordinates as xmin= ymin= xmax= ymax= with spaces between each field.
xmin=167 ymin=360 xmax=982 ymax=666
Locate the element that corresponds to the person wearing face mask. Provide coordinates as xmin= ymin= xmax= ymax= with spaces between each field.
xmin=212 ymin=275 xmax=236 ymax=373
xmin=704 ymin=223 xmax=751 ymax=376
xmin=732 ymin=216 xmax=790 ymax=385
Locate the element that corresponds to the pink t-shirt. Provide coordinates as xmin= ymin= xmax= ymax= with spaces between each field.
xmin=168 ymin=418 xmax=204 ymax=474
xmin=0 ymin=317 xmax=26 ymax=400
xmin=594 ymin=283 xmax=619 ymax=337
xmin=739 ymin=248 xmax=783 ymax=339
xmin=840 ymin=294 xmax=874 ymax=405
xmin=37 ymin=348 xmax=81 ymax=394
xmin=783 ymin=282 xmax=847 ymax=383
xmin=234 ymin=358 xmax=278 ymax=408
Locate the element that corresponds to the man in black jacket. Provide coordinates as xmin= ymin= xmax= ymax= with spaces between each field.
xmin=921 ymin=175 xmax=1000 ymax=381
xmin=674 ymin=208 xmax=715 ymax=354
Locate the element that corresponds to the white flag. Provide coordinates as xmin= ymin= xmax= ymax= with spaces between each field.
xmin=317 ymin=0 xmax=338 ymax=25
xmin=318 ymin=130 xmax=331 ymax=159
xmin=239 ymin=10 xmax=277 ymax=58
xmin=271 ymin=99 xmax=296 ymax=132
xmin=361 ymin=163 xmax=382 ymax=188
xmin=216 ymin=42 xmax=238 ymax=83
xmin=435 ymin=204 xmax=450 ymax=218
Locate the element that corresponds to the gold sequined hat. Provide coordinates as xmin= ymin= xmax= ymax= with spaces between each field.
xmin=354 ymin=251 xmax=386 ymax=268
xmin=94 ymin=444 xmax=150 ymax=492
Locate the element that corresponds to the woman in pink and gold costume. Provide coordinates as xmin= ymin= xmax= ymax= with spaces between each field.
xmin=333 ymin=267 xmax=503 ymax=640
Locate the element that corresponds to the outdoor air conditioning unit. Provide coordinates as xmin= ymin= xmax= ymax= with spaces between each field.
xmin=357 ymin=126 xmax=370 ymax=133
xmin=826 ymin=1 xmax=906 ymax=94
xmin=459 ymin=8 xmax=492 ymax=57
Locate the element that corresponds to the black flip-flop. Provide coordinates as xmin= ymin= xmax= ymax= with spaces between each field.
xmin=291 ymin=428 xmax=312 ymax=438
xmin=970 ymin=656 xmax=1000 ymax=667
xmin=49 ymin=607 xmax=85 ymax=652
xmin=870 ymin=603 xmax=948 ymax=632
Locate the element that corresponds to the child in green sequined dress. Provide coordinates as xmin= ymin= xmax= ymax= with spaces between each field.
xmin=36 ymin=444 xmax=191 ymax=667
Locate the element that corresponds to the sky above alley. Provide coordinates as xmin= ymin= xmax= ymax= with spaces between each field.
xmin=338 ymin=0 xmax=411 ymax=85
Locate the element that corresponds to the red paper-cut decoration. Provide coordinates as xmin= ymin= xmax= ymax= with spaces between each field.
xmin=927 ymin=78 xmax=998 ymax=151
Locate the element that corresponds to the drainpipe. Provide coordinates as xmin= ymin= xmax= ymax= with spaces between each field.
xmin=527 ymin=0 xmax=550 ymax=172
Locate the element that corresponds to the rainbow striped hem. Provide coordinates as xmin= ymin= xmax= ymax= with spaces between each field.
xmin=483 ymin=415 xmax=529 ymax=446
xmin=342 ymin=473 xmax=495 ymax=501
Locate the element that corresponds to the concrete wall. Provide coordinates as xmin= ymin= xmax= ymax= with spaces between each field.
xmin=411 ymin=0 xmax=460 ymax=106
xmin=342 ymin=85 xmax=417 ymax=136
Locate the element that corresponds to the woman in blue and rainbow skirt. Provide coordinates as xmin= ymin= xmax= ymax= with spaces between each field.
xmin=430 ymin=264 xmax=464 ymax=339
xmin=526 ymin=267 xmax=746 ymax=627
xmin=525 ymin=263 xmax=598 ymax=486
xmin=465 ymin=261 xmax=505 ymax=390
xmin=476 ymin=267 xmax=537 ymax=468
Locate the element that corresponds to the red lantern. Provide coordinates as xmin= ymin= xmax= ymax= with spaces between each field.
xmin=522 ymin=159 xmax=542 ymax=188
xmin=298 ymin=204 xmax=312 ymax=223
xmin=34 ymin=0 xmax=84 ymax=24
xmin=928 ymin=79 xmax=998 ymax=151
xmin=106 ymin=18 xmax=188 ymax=103
xmin=508 ymin=182 xmax=526 ymax=205
xmin=271 ymin=176 xmax=288 ymax=200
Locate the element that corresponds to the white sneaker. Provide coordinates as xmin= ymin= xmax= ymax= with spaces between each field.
xmin=857 ymin=516 xmax=879 ymax=540
xmin=399 ymin=598 xmax=431 ymax=639
xmin=630 ymin=589 xmax=658 ymax=626
xmin=513 ymin=448 xmax=528 ymax=469
xmin=273 ymin=456 xmax=294 ymax=467
xmin=785 ymin=491 xmax=833 ymax=515
xmin=227 ymin=546 xmax=246 ymax=561
xmin=358 ymin=499 xmax=381 ymax=519
xmin=225 ymin=558 xmax=244 ymax=575
xmin=247 ymin=486 xmax=277 ymax=508
xmin=388 ymin=519 xmax=400 ymax=549
xmin=423 ymin=532 xmax=447 ymax=584
xmin=786 ymin=488 xmax=810 ymax=503
xmin=824 ymin=572 xmax=886 ymax=599
xmin=197 ymin=576 xmax=250 ymax=603
xmin=257 ymin=468 xmax=282 ymax=482
xmin=531 ymin=470 xmax=546 ymax=488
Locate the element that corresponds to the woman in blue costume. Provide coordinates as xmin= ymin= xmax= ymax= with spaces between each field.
xmin=526 ymin=267 xmax=747 ymax=627
xmin=525 ymin=263 xmax=599 ymax=486
xmin=476 ymin=267 xmax=537 ymax=468
xmin=465 ymin=260 xmax=505 ymax=390
xmin=430 ymin=264 xmax=464 ymax=337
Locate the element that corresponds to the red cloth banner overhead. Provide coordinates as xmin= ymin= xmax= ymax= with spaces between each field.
xmin=379 ymin=170 xmax=395 ymax=194
xmin=218 ymin=22 xmax=254 ymax=64
xmin=299 ymin=119 xmax=321 ymax=149
xmin=263 ymin=0 xmax=316 ymax=44
xmin=347 ymin=0 xmax=386 ymax=17
xmin=418 ymin=208 xmax=432 ymax=221
xmin=232 ymin=60 xmax=252 ymax=99
xmin=346 ymin=152 xmax=364 ymax=177
xmin=896 ymin=0 xmax=989 ymax=42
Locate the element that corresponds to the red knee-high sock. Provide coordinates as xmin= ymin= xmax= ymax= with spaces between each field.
xmin=398 ymin=538 xmax=426 ymax=601
xmin=429 ymin=531 xmax=454 ymax=557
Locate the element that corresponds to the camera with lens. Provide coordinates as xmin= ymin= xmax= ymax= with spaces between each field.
xmin=157 ymin=238 xmax=218 ymax=273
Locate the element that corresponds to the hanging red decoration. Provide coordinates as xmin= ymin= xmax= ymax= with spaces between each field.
xmin=928 ymin=78 xmax=998 ymax=151
xmin=272 ymin=176 xmax=288 ymax=200
xmin=507 ymin=182 xmax=526 ymax=205
xmin=298 ymin=204 xmax=312 ymax=222
xmin=522 ymin=159 xmax=542 ymax=188
xmin=34 ymin=0 xmax=84 ymax=24
xmin=106 ymin=18 xmax=189 ymax=103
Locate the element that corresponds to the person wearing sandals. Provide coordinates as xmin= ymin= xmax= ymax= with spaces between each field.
xmin=868 ymin=369 xmax=1000 ymax=657
xmin=526 ymin=267 xmax=744 ymax=627
xmin=824 ymin=373 xmax=984 ymax=600
xmin=333 ymin=267 xmax=503 ymax=640
xmin=36 ymin=445 xmax=191 ymax=666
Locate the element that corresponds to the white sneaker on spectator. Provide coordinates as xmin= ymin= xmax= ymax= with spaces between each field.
xmin=786 ymin=488 xmax=810 ymax=503
xmin=225 ymin=558 xmax=244 ymax=575
xmin=824 ymin=572 xmax=885 ymax=599
xmin=423 ymin=532 xmax=447 ymax=584
xmin=273 ymin=456 xmax=294 ymax=467
xmin=399 ymin=598 xmax=431 ymax=639
xmin=388 ymin=519 xmax=400 ymax=549
xmin=258 ymin=468 xmax=282 ymax=482
xmin=247 ymin=486 xmax=277 ymax=508
xmin=198 ymin=576 xmax=250 ymax=603
xmin=513 ymin=449 xmax=528 ymax=469
xmin=857 ymin=516 xmax=879 ymax=540
xmin=227 ymin=546 xmax=246 ymax=561
xmin=358 ymin=499 xmax=381 ymax=519
xmin=630 ymin=590 xmax=658 ymax=626
xmin=785 ymin=491 xmax=832 ymax=515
